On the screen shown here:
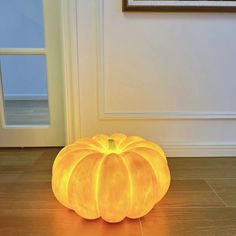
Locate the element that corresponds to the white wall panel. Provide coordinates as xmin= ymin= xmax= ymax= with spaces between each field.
xmin=75 ymin=0 xmax=236 ymax=156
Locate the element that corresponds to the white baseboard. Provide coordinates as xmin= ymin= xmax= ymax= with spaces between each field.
xmin=4 ymin=94 xmax=48 ymax=101
xmin=161 ymin=144 xmax=236 ymax=157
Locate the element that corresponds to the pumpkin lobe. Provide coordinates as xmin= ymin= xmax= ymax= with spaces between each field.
xmin=98 ymin=153 xmax=130 ymax=223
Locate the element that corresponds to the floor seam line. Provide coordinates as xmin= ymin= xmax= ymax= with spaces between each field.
xmin=139 ymin=218 xmax=144 ymax=236
xmin=204 ymin=179 xmax=229 ymax=207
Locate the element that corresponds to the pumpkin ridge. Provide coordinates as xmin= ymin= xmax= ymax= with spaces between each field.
xmin=129 ymin=149 xmax=170 ymax=203
xmin=127 ymin=146 xmax=166 ymax=161
xmin=110 ymin=133 xmax=127 ymax=147
xmin=52 ymin=148 xmax=99 ymax=172
xmin=92 ymin=134 xmax=109 ymax=149
xmin=98 ymin=153 xmax=130 ymax=222
xmin=124 ymin=150 xmax=159 ymax=181
xmin=118 ymin=136 xmax=144 ymax=150
xmin=120 ymin=154 xmax=133 ymax=217
xmin=94 ymin=154 xmax=107 ymax=217
xmin=52 ymin=150 xmax=99 ymax=208
xmin=124 ymin=151 xmax=159 ymax=206
xmin=122 ymin=151 xmax=158 ymax=218
xmin=74 ymin=139 xmax=104 ymax=151
xmin=121 ymin=140 xmax=145 ymax=150
xmin=52 ymin=144 xmax=77 ymax=167
xmin=123 ymin=141 xmax=165 ymax=156
xmin=66 ymin=152 xmax=103 ymax=209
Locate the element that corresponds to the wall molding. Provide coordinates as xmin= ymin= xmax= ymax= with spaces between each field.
xmin=99 ymin=112 xmax=236 ymax=120
xmin=97 ymin=0 xmax=236 ymax=120
xmin=160 ymin=143 xmax=236 ymax=157
xmin=4 ymin=94 xmax=48 ymax=101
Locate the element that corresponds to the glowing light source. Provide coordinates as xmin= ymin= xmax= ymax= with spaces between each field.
xmin=52 ymin=133 xmax=171 ymax=223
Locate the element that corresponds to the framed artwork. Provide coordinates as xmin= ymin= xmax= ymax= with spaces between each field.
xmin=122 ymin=0 xmax=236 ymax=12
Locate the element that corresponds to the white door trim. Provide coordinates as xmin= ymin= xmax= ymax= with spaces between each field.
xmin=0 ymin=0 xmax=65 ymax=146
xmin=60 ymin=0 xmax=81 ymax=144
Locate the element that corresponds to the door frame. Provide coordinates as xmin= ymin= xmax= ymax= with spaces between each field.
xmin=60 ymin=0 xmax=81 ymax=144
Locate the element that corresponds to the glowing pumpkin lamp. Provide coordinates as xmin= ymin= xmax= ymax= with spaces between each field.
xmin=52 ymin=133 xmax=170 ymax=223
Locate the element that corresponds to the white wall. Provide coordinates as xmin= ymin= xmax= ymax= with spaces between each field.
xmin=73 ymin=0 xmax=236 ymax=156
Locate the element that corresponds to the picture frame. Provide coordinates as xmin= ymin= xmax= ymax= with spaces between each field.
xmin=122 ymin=0 xmax=236 ymax=12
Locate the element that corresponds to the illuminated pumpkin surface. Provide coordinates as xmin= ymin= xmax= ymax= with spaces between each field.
xmin=52 ymin=133 xmax=171 ymax=223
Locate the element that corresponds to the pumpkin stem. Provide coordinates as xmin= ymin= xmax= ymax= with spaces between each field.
xmin=108 ymin=139 xmax=116 ymax=152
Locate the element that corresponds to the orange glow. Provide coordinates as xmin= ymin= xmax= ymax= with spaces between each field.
xmin=52 ymin=133 xmax=171 ymax=223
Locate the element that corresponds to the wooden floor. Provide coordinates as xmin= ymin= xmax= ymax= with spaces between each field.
xmin=0 ymin=148 xmax=236 ymax=236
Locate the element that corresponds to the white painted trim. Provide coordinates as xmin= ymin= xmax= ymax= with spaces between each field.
xmin=4 ymin=94 xmax=48 ymax=101
xmin=60 ymin=0 xmax=81 ymax=144
xmin=0 ymin=64 xmax=6 ymax=127
xmin=0 ymin=0 xmax=65 ymax=146
xmin=0 ymin=49 xmax=46 ymax=55
xmin=128 ymin=0 xmax=236 ymax=7
xmin=97 ymin=0 xmax=236 ymax=120
xmin=100 ymin=112 xmax=236 ymax=120
xmin=97 ymin=0 xmax=105 ymax=120
xmin=161 ymin=143 xmax=236 ymax=157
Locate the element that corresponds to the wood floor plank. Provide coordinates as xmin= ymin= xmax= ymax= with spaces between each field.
xmin=158 ymin=191 xmax=225 ymax=208
xmin=0 ymin=171 xmax=23 ymax=183
xmin=0 ymin=151 xmax=42 ymax=166
xmin=0 ymin=148 xmax=236 ymax=235
xmin=168 ymin=157 xmax=236 ymax=179
xmin=140 ymin=207 xmax=236 ymax=236
xmin=0 ymin=180 xmax=62 ymax=210
xmin=170 ymin=180 xmax=211 ymax=192
xmin=206 ymin=179 xmax=236 ymax=207
xmin=17 ymin=170 xmax=52 ymax=182
xmin=29 ymin=148 xmax=61 ymax=171
xmin=0 ymin=209 xmax=142 ymax=236
xmin=158 ymin=179 xmax=225 ymax=208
